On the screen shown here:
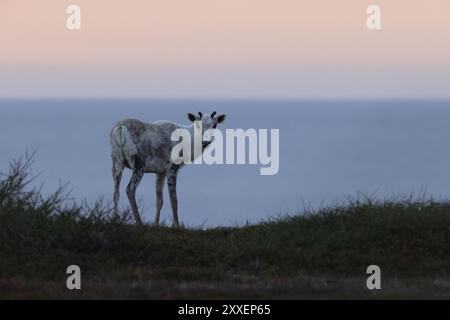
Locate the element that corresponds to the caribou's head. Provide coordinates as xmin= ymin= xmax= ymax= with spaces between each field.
xmin=187 ymin=111 xmax=226 ymax=131
xmin=187 ymin=111 xmax=226 ymax=150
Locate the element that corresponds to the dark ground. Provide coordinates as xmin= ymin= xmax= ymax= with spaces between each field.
xmin=1 ymin=155 xmax=449 ymax=299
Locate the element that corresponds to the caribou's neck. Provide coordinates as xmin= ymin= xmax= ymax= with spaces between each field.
xmin=179 ymin=122 xmax=209 ymax=161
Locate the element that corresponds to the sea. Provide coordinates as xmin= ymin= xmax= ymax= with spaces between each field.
xmin=1 ymin=99 xmax=449 ymax=227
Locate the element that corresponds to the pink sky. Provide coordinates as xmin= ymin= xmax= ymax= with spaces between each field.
xmin=1 ymin=0 xmax=449 ymax=99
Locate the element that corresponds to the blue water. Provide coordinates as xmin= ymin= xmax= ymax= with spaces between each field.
xmin=1 ymin=100 xmax=449 ymax=226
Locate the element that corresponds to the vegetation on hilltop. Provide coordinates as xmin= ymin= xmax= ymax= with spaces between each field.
xmin=0 ymin=154 xmax=449 ymax=298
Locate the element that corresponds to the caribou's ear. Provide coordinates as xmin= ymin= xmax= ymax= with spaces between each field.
xmin=216 ymin=114 xmax=226 ymax=123
xmin=187 ymin=113 xmax=197 ymax=122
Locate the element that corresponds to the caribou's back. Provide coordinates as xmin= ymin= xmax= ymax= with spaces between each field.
xmin=110 ymin=118 xmax=179 ymax=173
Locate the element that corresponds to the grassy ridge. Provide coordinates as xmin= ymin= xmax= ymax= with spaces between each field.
xmin=1 ymin=155 xmax=450 ymax=298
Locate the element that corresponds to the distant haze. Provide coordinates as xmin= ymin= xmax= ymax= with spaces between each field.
xmin=1 ymin=0 xmax=449 ymax=99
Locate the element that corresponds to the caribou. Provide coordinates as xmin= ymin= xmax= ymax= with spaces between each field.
xmin=110 ymin=111 xmax=226 ymax=227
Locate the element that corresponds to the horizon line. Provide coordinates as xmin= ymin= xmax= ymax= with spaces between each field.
xmin=1 ymin=96 xmax=450 ymax=103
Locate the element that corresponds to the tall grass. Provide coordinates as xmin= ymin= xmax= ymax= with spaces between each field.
xmin=0 ymin=153 xmax=449 ymax=287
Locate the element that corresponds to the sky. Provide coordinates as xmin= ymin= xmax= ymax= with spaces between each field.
xmin=0 ymin=0 xmax=449 ymax=99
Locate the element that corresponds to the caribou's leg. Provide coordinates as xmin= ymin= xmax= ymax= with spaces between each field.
xmin=167 ymin=165 xmax=180 ymax=228
xmin=154 ymin=173 xmax=166 ymax=225
xmin=112 ymin=158 xmax=124 ymax=215
xmin=126 ymin=165 xmax=144 ymax=225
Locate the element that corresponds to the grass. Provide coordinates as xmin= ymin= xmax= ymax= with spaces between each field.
xmin=0 ymin=154 xmax=450 ymax=299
